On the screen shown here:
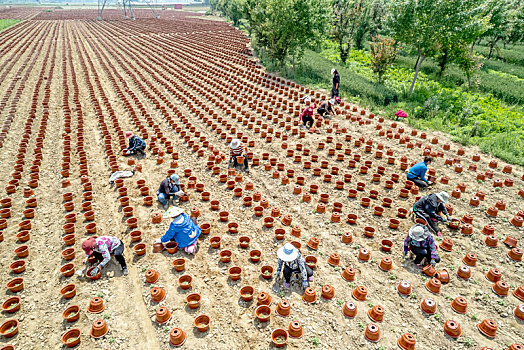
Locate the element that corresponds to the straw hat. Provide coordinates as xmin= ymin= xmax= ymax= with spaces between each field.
xmin=162 ymin=206 xmax=184 ymax=219
xmin=408 ymin=225 xmax=428 ymax=242
xmin=436 ymin=191 xmax=450 ymax=203
xmin=277 ymin=243 xmax=299 ymax=262
xmin=230 ymin=139 xmax=240 ymax=149
xmin=329 ymin=98 xmax=335 ymax=105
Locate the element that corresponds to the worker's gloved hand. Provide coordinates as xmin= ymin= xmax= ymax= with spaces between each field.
xmin=302 ymin=280 xmax=309 ymax=289
xmin=430 ymin=259 xmax=436 ymax=267
xmin=90 ymin=266 xmax=100 ymax=277
xmin=154 ymin=238 xmax=162 ymax=244
xmin=175 ymin=190 xmax=184 ymax=197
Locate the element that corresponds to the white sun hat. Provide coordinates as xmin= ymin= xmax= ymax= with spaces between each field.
xmin=408 ymin=225 xmax=428 ymax=241
xmin=331 ymin=68 xmax=336 ymax=75
xmin=435 ymin=191 xmax=450 ymax=203
xmin=277 ymin=243 xmax=299 ymax=262
xmin=162 ymin=206 xmax=184 ymax=219
xmin=329 ymin=98 xmax=335 ymax=105
xmin=230 ymin=139 xmax=240 ymax=149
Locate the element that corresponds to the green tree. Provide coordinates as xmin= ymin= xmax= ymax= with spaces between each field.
xmin=331 ymin=0 xmax=368 ymax=63
xmin=483 ymin=0 xmax=515 ymax=59
xmin=387 ymin=0 xmax=441 ymax=95
xmin=369 ymin=36 xmax=399 ymax=83
xmin=455 ymin=48 xmax=482 ymax=88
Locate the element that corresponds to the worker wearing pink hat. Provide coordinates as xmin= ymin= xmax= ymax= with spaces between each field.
xmin=123 ymin=131 xmax=146 ymax=156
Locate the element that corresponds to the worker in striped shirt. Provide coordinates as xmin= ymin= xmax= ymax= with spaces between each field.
xmin=229 ymin=139 xmax=249 ymax=174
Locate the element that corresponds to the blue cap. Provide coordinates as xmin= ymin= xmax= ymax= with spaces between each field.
xmin=170 ymin=174 xmax=180 ymax=184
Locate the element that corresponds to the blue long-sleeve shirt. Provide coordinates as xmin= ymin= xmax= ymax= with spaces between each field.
xmin=127 ymin=135 xmax=146 ymax=151
xmin=160 ymin=213 xmax=201 ymax=247
xmin=407 ymin=161 xmax=429 ymax=183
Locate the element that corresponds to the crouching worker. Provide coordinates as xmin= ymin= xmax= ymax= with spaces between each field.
xmin=299 ymin=103 xmax=315 ymax=129
xmin=413 ymin=191 xmax=451 ymax=237
xmin=229 ymin=139 xmax=249 ymax=174
xmin=154 ymin=206 xmax=201 ymax=254
xmin=275 ymin=243 xmax=313 ymax=290
xmin=317 ymin=99 xmax=335 ymax=118
xmin=124 ymin=131 xmax=146 ymax=156
xmin=82 ymin=236 xmax=128 ymax=276
xmin=157 ymin=174 xmax=184 ymax=209
xmin=407 ymin=156 xmax=433 ymax=188
xmin=403 ymin=224 xmax=440 ymax=268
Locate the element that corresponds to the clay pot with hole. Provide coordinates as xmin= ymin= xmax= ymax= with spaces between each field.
xmin=425 ymin=278 xmax=441 ymax=294
xmin=368 ymin=305 xmax=384 ymax=322
xmin=169 ymin=328 xmax=187 ymax=347
xmin=397 ymin=280 xmax=412 ymax=297
xmin=327 ymin=253 xmax=340 ymax=266
xmin=155 ymin=307 xmax=172 ymax=324
xmin=288 ymin=320 xmax=304 ymax=338
xmin=398 ymin=333 xmax=416 ymax=350
xmin=503 ymin=236 xmax=517 ymax=248
xmin=435 ymin=269 xmax=450 ymax=284
xmin=508 ymin=248 xmax=523 ymax=261
xmin=485 ymin=235 xmax=498 ymax=247
xmin=462 ymin=253 xmax=477 ymax=266
xmin=420 ymin=298 xmax=437 ymax=314
xmin=364 ymin=323 xmax=381 ymax=342
xmin=87 ymin=297 xmax=104 ymax=313
xmin=276 ymin=299 xmax=291 ymax=316
xmin=145 ymin=269 xmax=160 ymax=284
xmin=457 ymin=265 xmax=472 ymax=280
xmin=342 ymin=301 xmax=358 ymax=318
xmin=302 ymin=287 xmax=317 ymax=303
xmin=485 ymin=268 xmax=502 ymax=283
xmin=477 ymin=319 xmax=497 ymax=338
xmin=443 ymin=320 xmax=462 ymax=338
xmin=352 ymin=286 xmax=367 ymax=301
xmin=492 ymin=280 xmax=509 ymax=297
xmin=321 ymin=285 xmax=335 ymax=300
xmin=450 ymin=296 xmax=468 ymax=314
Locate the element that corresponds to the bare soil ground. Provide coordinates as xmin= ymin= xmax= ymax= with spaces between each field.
xmin=0 ymin=9 xmax=522 ymax=350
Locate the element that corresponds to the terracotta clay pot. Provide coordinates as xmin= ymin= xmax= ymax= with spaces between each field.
xmin=327 ymin=253 xmax=340 ymax=266
xmin=276 ymin=299 xmax=291 ymax=316
xmin=172 ymin=258 xmax=186 ymax=272
xmin=443 ymin=320 xmax=462 ymax=338
xmin=169 ymin=328 xmax=187 ymax=347
xmin=288 ymin=320 xmax=304 ymax=338
xmin=62 ymin=305 xmax=80 ymax=323
xmin=178 ymin=275 xmax=193 ymax=290
xmin=352 ymin=286 xmax=367 ymax=301
xmin=368 ymin=305 xmax=385 ymax=322
xmin=60 ymin=284 xmax=76 ymax=299
xmin=321 ymin=285 xmax=335 ymax=300
xmin=307 ymin=237 xmax=319 ymax=250
xmin=271 ymin=328 xmax=288 ymax=348
xmin=186 ymin=293 xmax=202 ymax=309
xmin=397 ymin=280 xmax=412 ymax=297
xmin=6 ymin=278 xmax=24 ymax=293
xmin=194 ymin=314 xmax=210 ymax=332
xmin=450 ymin=296 xmax=468 ymax=314
xmin=485 ymin=235 xmax=498 ymax=247
xmin=341 ymin=267 xmax=355 ymax=282
xmin=228 ymin=266 xmax=242 ymax=281
xmin=439 ymin=238 xmax=453 ymax=252
xmin=425 ymin=278 xmax=441 ymax=294
xmin=514 ymin=286 xmax=524 ymax=301
xmin=486 ymin=268 xmax=502 ymax=282
xmin=513 ymin=305 xmax=524 ymax=322
xmin=133 ymin=243 xmax=146 ymax=256
xmin=422 ymin=264 xmax=436 ymax=277
xmin=477 ymin=319 xmax=497 ymax=338
xmin=462 ymin=253 xmax=477 ymax=266
xmin=420 ymin=298 xmax=437 ymax=315
xmin=87 ymin=297 xmax=104 ymax=313
xmin=492 ymin=280 xmax=509 ymax=297
xmin=358 ymin=248 xmax=370 ymax=262
xmin=435 ymin=269 xmax=450 ymax=284
xmin=398 ymin=333 xmax=416 ymax=350
xmin=508 ymin=247 xmax=523 ymax=261
xmin=302 ymin=287 xmax=317 ymax=303
xmin=145 ymin=269 xmax=160 ymax=284
xmin=255 ymin=305 xmax=271 ymax=322
xmin=378 ymin=257 xmax=393 ymax=271
xmin=503 ymin=236 xmax=518 ymax=248
xmin=1 ymin=296 xmax=20 ymax=314
xmin=155 ymin=306 xmax=172 ymax=324
xmin=240 ymin=286 xmax=254 ymax=301
xmin=457 ymin=265 xmax=472 ymax=280
xmin=151 ymin=287 xmax=166 ymax=302
xmin=0 ymin=319 xmax=18 ymax=339
xmin=364 ymin=323 xmax=381 ymax=342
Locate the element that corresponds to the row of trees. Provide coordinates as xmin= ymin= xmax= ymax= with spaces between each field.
xmin=211 ymin=0 xmax=524 ymax=94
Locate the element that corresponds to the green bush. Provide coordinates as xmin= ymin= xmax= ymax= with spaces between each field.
xmin=0 ymin=19 xmax=20 ymax=32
